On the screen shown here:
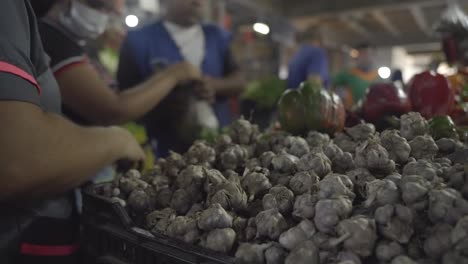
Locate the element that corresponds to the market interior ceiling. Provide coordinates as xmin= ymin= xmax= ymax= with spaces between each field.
xmin=231 ymin=0 xmax=468 ymax=49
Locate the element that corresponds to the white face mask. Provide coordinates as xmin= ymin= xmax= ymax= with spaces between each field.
xmin=59 ymin=0 xmax=109 ymax=39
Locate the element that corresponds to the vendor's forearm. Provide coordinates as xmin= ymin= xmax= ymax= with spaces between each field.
xmin=0 ymin=102 xmax=130 ymax=201
xmin=213 ymin=72 xmax=246 ymax=96
xmin=57 ymin=63 xmax=182 ymax=126
xmin=113 ymin=73 xmax=178 ymax=124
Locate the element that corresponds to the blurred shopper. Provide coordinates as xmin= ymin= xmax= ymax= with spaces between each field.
xmin=438 ymin=8 xmax=468 ymax=96
xmin=333 ymin=43 xmax=379 ymax=109
xmin=392 ymin=69 xmax=405 ymax=89
xmin=117 ymin=0 xmax=245 ymax=157
xmin=0 ymin=1 xmax=145 ymax=263
xmin=38 ymin=0 xmax=202 ymax=127
xmin=437 ymin=4 xmax=468 ymax=125
xmin=288 ymin=29 xmax=330 ymax=89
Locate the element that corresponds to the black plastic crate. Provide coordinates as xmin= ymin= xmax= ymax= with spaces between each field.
xmin=82 ymin=185 xmax=235 ymax=264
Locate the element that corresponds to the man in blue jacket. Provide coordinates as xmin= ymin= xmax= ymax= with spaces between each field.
xmin=117 ymin=0 xmax=245 ymax=157
xmin=287 ymin=30 xmax=330 ymax=89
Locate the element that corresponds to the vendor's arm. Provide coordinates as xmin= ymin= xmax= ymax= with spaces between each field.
xmin=0 ymin=1 xmax=143 ymax=202
xmin=198 ymin=48 xmax=246 ymax=100
xmin=0 ymin=101 xmax=145 ymax=201
xmin=55 ymin=61 xmax=201 ymax=125
xmin=39 ymin=23 xmax=201 ymax=125
xmin=203 ymin=71 xmax=245 ymax=97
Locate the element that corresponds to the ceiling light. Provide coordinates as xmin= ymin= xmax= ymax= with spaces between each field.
xmin=253 ymin=22 xmax=270 ymax=35
xmin=378 ymin=66 xmax=392 ymax=79
xmin=125 ymin=15 xmax=139 ymax=28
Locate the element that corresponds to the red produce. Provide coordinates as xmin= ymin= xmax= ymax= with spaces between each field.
xmin=408 ymin=71 xmax=455 ymax=119
xmin=362 ymin=82 xmax=411 ymax=124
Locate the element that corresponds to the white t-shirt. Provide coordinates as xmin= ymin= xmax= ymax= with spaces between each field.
xmin=163 ymin=21 xmax=218 ymax=130
xmin=164 ymin=21 xmax=205 ymax=69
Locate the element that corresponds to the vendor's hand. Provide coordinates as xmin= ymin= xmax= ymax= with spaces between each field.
xmin=194 ymin=76 xmax=217 ymax=103
xmin=110 ymin=127 xmax=146 ymax=168
xmin=169 ymin=62 xmax=202 ymax=83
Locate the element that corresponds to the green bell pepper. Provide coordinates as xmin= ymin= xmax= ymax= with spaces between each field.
xmin=429 ymin=115 xmax=459 ymax=140
xmin=278 ymin=81 xmax=345 ymax=135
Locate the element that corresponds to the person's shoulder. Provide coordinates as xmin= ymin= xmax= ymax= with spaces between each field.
xmin=301 ymin=45 xmax=326 ymax=56
xmin=128 ymin=20 xmax=163 ymax=36
xmin=202 ymin=23 xmax=231 ymax=38
xmin=38 ymin=21 xmax=82 ymax=52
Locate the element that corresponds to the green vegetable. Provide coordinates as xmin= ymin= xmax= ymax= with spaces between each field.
xmin=278 ymin=81 xmax=345 ymax=135
xmin=242 ymin=77 xmax=287 ymax=109
xmin=278 ymin=89 xmax=307 ymax=135
xmin=457 ymin=126 xmax=468 ymax=143
xmin=429 ymin=116 xmax=459 ymax=140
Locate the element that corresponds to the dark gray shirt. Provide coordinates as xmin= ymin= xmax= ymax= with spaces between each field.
xmin=0 ymin=0 xmax=61 ymax=113
xmin=0 ymin=0 xmax=63 ymax=261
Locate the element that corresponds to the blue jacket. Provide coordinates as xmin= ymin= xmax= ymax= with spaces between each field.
xmin=118 ymin=21 xmax=235 ymax=156
xmin=287 ymin=45 xmax=329 ymax=89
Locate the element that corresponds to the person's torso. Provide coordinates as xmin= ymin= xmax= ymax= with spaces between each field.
xmin=131 ymin=22 xmax=231 ymax=125
xmin=344 ymin=68 xmax=379 ymax=102
xmin=129 ymin=21 xmax=227 ymax=81
xmin=288 ymin=45 xmax=329 ymax=89
xmin=38 ymin=20 xmax=111 ymax=125
xmin=125 ymin=21 xmax=233 ymax=156
xmin=163 ymin=21 xmax=205 ymax=68
xmin=1 ymin=1 xmax=74 ymax=261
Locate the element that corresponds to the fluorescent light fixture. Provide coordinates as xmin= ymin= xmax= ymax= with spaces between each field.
xmin=125 ymin=15 xmax=139 ymax=28
xmin=253 ymin=22 xmax=270 ymax=35
xmin=378 ymin=66 xmax=392 ymax=79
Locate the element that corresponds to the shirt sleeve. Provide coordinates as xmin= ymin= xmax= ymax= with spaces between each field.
xmin=117 ymin=36 xmax=144 ymax=90
xmin=38 ymin=21 xmax=87 ymax=76
xmin=0 ymin=1 xmax=41 ymax=106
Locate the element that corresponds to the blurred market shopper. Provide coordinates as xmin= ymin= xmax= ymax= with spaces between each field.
xmin=117 ymin=0 xmax=246 ymax=157
xmin=437 ymin=3 xmax=468 ymax=95
xmin=287 ymin=29 xmax=330 ymax=89
xmin=333 ymin=43 xmax=380 ymax=109
xmin=0 ymin=1 xmax=145 ymax=263
xmin=38 ymin=0 xmax=202 ymax=126
xmin=436 ymin=2 xmax=468 ymax=125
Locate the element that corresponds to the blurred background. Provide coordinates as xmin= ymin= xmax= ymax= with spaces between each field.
xmin=110 ymin=0 xmax=468 ymax=83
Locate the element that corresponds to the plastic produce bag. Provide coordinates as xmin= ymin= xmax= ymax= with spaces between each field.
xmin=177 ymin=96 xmax=219 ymax=144
xmin=435 ymin=1 xmax=468 ymax=64
xmin=435 ymin=0 xmax=468 ymax=37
